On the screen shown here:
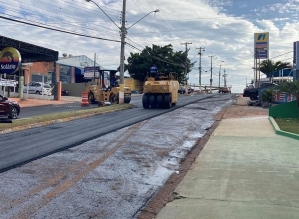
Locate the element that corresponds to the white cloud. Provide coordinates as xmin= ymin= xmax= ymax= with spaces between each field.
xmin=0 ymin=0 xmax=298 ymax=93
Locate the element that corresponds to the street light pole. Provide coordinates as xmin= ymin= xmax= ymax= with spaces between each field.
xmin=208 ymin=55 xmax=215 ymax=92
xmin=119 ymin=0 xmax=127 ymax=104
xmin=86 ymin=0 xmax=158 ymax=104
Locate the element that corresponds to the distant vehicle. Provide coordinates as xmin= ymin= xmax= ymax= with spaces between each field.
xmin=219 ymin=87 xmax=231 ymax=93
xmin=178 ymin=86 xmax=186 ymax=94
xmin=243 ymin=82 xmax=277 ymax=100
xmin=187 ymin=87 xmax=194 ymax=94
xmin=23 ymin=82 xmax=52 ymax=95
xmin=0 ymin=95 xmax=20 ymax=119
xmin=61 ymin=89 xmax=68 ymax=96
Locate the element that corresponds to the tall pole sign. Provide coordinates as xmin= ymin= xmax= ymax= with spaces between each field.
xmin=294 ymin=41 xmax=299 ymax=80
xmin=254 ymin=32 xmax=269 ymax=87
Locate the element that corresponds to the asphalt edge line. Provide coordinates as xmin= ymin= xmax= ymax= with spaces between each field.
xmin=1 ymin=94 xmax=214 ymax=135
xmin=268 ymin=116 xmax=299 ymax=141
xmin=0 ymin=106 xmax=134 ymax=135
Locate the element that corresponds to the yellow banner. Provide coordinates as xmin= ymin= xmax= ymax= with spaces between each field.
xmin=254 ymin=32 xmax=269 ymax=43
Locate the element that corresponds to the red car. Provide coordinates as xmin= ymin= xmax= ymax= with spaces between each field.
xmin=0 ymin=95 xmax=20 ymax=119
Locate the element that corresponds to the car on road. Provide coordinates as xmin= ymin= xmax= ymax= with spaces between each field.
xmin=23 ymin=82 xmax=52 ymax=95
xmin=178 ymin=86 xmax=186 ymax=94
xmin=0 ymin=95 xmax=20 ymax=119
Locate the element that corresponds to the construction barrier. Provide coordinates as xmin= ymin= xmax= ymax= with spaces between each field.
xmin=81 ymin=91 xmax=89 ymax=107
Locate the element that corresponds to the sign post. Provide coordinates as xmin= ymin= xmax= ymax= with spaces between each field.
xmin=254 ymin=32 xmax=269 ymax=87
xmin=83 ymin=66 xmax=100 ymax=82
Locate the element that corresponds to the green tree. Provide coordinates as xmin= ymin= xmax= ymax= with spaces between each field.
xmin=126 ymin=44 xmax=195 ymax=84
xmin=277 ymin=80 xmax=299 ymax=118
xmin=259 ymin=60 xmax=291 ymax=83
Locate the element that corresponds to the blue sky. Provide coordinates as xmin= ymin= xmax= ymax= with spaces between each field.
xmin=0 ymin=0 xmax=298 ymax=93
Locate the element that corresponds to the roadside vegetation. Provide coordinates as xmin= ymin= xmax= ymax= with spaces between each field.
xmin=0 ymin=104 xmax=134 ymax=132
xmin=259 ymin=59 xmax=291 ymax=83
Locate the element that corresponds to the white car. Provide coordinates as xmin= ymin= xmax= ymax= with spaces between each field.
xmin=23 ymin=82 xmax=52 ymax=95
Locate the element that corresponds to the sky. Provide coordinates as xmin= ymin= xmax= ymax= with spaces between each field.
xmin=0 ymin=0 xmax=298 ymax=93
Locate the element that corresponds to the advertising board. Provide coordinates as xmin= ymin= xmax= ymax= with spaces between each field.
xmin=83 ymin=66 xmax=100 ymax=78
xmin=254 ymin=32 xmax=269 ymax=59
xmin=0 ymin=47 xmax=22 ymax=74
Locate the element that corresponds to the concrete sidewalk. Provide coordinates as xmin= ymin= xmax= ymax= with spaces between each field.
xmin=156 ymin=116 xmax=299 ymax=219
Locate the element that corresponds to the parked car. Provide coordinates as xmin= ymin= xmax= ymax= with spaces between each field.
xmin=178 ymin=86 xmax=186 ymax=94
xmin=243 ymin=82 xmax=277 ymax=100
xmin=23 ymin=82 xmax=52 ymax=95
xmin=0 ymin=95 xmax=20 ymax=119
xmin=61 ymin=89 xmax=69 ymax=96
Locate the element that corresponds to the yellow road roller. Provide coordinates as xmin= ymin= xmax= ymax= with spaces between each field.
xmin=142 ymin=72 xmax=179 ymax=109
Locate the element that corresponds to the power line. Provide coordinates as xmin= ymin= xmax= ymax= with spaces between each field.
xmin=270 ymin=51 xmax=293 ymax=59
xmin=0 ymin=15 xmax=120 ymax=43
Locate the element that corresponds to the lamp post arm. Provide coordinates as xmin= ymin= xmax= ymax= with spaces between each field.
xmin=126 ymin=10 xmax=159 ymax=30
xmin=87 ymin=0 xmax=120 ymax=29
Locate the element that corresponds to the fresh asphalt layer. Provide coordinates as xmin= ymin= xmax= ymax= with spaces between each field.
xmin=0 ymin=93 xmax=232 ymax=172
xmin=18 ymin=95 xmax=142 ymax=119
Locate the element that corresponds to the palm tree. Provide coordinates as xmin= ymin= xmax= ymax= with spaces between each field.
xmin=259 ymin=60 xmax=291 ymax=84
xmin=277 ymin=80 xmax=299 ymax=119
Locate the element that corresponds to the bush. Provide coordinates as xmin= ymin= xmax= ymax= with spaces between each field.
xmin=261 ymin=88 xmax=274 ymax=103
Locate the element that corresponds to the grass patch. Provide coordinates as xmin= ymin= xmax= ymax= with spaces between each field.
xmin=0 ymin=104 xmax=134 ymax=131
xmin=274 ymin=118 xmax=299 ymax=135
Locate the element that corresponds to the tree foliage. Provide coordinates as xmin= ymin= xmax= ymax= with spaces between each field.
xmin=259 ymin=60 xmax=291 ymax=81
xmin=125 ymin=44 xmax=195 ymax=84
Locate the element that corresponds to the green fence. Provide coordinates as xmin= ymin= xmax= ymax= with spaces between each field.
xmin=269 ymin=100 xmax=298 ymax=118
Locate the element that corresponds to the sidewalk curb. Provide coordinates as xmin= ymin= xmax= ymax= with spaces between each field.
xmin=269 ymin=116 xmax=299 ymax=141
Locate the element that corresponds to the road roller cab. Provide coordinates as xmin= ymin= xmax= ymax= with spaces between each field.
xmin=142 ymin=72 xmax=179 ymax=109
xmin=86 ymin=70 xmax=131 ymax=105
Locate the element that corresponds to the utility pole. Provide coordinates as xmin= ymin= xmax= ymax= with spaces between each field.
xmin=196 ymin=47 xmax=205 ymax=92
xmin=218 ymin=61 xmax=224 ymax=88
xmin=223 ymin=69 xmax=227 ymax=88
xmin=86 ymin=0 xmax=159 ymax=103
xmin=93 ymin=52 xmax=96 ymax=83
xmin=119 ymin=1 xmax=127 ymax=104
xmin=181 ymin=42 xmax=192 ymax=88
xmin=208 ymin=55 xmax=215 ymax=93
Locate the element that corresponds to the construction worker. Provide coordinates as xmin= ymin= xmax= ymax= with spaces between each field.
xmin=150 ymin=64 xmax=158 ymax=80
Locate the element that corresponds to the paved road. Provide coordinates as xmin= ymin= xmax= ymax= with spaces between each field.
xmin=18 ymin=95 xmax=142 ymax=119
xmin=0 ymin=94 xmax=231 ymax=172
